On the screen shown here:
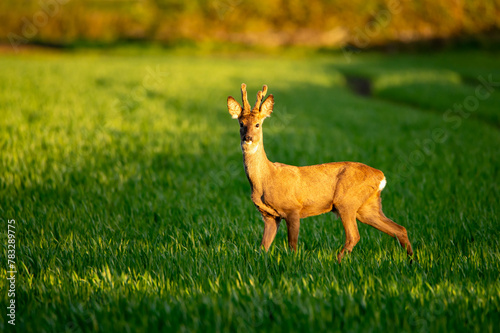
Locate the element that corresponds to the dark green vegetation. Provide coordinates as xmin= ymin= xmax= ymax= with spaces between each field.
xmin=0 ymin=50 xmax=499 ymax=332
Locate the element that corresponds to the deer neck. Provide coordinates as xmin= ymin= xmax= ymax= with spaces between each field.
xmin=242 ymin=140 xmax=272 ymax=191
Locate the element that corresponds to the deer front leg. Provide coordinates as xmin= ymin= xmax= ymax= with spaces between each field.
xmin=261 ymin=213 xmax=281 ymax=251
xmin=284 ymin=212 xmax=301 ymax=251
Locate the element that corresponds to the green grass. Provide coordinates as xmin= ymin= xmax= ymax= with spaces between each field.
xmin=337 ymin=50 xmax=500 ymax=126
xmin=0 ymin=49 xmax=499 ymax=332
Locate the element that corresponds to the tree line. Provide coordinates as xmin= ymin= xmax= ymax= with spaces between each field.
xmin=2 ymin=0 xmax=499 ymax=49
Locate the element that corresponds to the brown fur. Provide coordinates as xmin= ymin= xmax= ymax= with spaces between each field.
xmin=228 ymin=84 xmax=413 ymax=262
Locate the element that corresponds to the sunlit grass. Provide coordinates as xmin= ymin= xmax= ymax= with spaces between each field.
xmin=0 ymin=50 xmax=499 ymax=332
xmin=372 ymin=70 xmax=462 ymax=91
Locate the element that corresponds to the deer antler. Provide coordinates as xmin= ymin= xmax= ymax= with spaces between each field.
xmin=241 ymin=83 xmax=251 ymax=114
xmin=252 ymin=85 xmax=268 ymax=113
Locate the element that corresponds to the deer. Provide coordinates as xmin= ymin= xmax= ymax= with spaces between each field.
xmin=227 ymin=84 xmax=413 ymax=263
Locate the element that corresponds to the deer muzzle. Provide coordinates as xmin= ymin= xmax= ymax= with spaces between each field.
xmin=243 ymin=135 xmax=253 ymax=143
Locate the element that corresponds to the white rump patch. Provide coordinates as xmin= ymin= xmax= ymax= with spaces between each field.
xmin=379 ymin=177 xmax=387 ymax=191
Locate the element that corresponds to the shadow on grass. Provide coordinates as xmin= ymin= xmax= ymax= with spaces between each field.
xmin=333 ymin=51 xmax=500 ymax=128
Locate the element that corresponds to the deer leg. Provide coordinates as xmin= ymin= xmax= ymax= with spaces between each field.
xmin=284 ymin=212 xmax=300 ymax=251
xmin=261 ymin=214 xmax=281 ymax=251
xmin=337 ymin=208 xmax=360 ymax=263
xmin=357 ymin=194 xmax=413 ymax=256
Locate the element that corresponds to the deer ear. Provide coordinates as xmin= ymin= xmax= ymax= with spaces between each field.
xmin=259 ymin=95 xmax=274 ymax=119
xmin=227 ymin=96 xmax=242 ymax=119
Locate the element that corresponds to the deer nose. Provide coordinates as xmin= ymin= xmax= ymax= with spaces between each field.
xmin=244 ymin=135 xmax=253 ymax=142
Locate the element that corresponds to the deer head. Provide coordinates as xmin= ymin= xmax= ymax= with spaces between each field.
xmin=227 ymin=84 xmax=274 ymax=154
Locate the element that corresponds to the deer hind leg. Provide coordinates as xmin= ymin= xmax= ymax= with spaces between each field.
xmin=356 ymin=193 xmax=413 ymax=256
xmin=261 ymin=213 xmax=281 ymax=251
xmin=337 ymin=208 xmax=361 ymax=263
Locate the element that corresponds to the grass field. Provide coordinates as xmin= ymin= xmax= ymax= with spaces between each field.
xmin=0 ymin=48 xmax=499 ymax=332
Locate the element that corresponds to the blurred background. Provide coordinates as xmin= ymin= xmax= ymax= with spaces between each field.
xmin=1 ymin=0 xmax=499 ymax=51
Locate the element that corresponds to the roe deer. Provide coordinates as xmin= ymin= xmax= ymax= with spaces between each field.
xmin=227 ymin=84 xmax=413 ymax=263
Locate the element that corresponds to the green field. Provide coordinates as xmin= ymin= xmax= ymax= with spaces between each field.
xmin=0 ymin=49 xmax=499 ymax=332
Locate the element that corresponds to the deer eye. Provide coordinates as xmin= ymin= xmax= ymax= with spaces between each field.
xmin=255 ymin=123 xmax=260 ymax=128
